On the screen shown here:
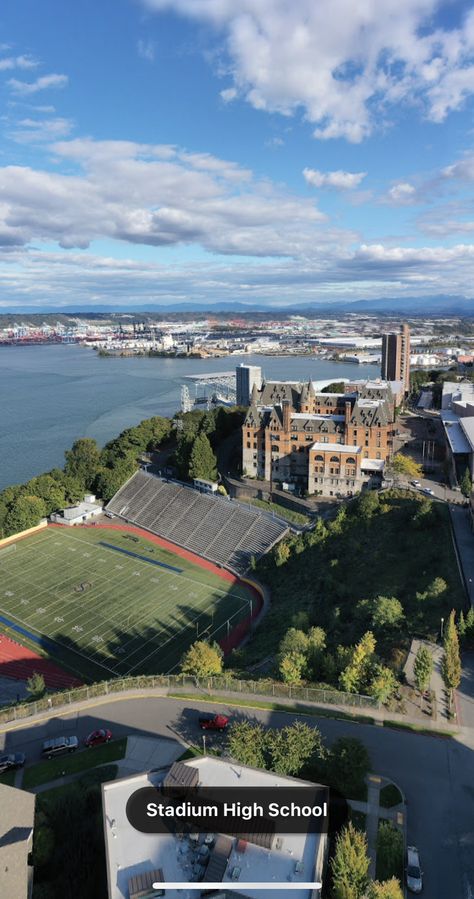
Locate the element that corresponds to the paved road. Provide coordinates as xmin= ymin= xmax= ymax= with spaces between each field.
xmin=2 ymin=695 xmax=473 ymax=899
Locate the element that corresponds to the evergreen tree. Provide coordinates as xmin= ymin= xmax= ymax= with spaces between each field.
xmin=413 ymin=645 xmax=433 ymax=695
xmin=460 ymin=467 xmax=472 ymax=498
xmin=442 ymin=610 xmax=462 ymax=709
xmin=465 ymin=608 xmax=474 ymax=644
xmin=330 ymin=822 xmax=370 ymax=899
xmin=188 ymin=433 xmax=218 ymax=481
xmin=457 ymin=610 xmax=466 ymax=641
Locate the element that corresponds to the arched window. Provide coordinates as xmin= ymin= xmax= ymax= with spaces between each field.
xmin=330 ymin=455 xmax=339 ymax=463
xmin=314 ymin=454 xmax=324 ymax=461
xmin=346 ymin=457 xmax=356 ymax=465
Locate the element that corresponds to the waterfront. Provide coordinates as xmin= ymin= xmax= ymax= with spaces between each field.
xmin=0 ymin=345 xmax=365 ymax=491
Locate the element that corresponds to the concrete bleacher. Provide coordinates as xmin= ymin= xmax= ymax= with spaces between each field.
xmin=107 ymin=471 xmax=288 ymax=573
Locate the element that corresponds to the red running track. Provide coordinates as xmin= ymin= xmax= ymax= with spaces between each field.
xmin=0 ymin=634 xmax=82 ymax=689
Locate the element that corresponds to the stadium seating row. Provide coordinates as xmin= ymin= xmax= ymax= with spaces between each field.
xmin=107 ymin=471 xmax=288 ymax=572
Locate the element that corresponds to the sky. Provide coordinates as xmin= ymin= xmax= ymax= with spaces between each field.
xmin=2 ymin=0 xmax=474 ymax=309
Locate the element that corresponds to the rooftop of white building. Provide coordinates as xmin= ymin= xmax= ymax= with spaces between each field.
xmin=102 ymin=757 xmax=324 ymax=899
xmin=310 ymin=442 xmax=361 ymax=453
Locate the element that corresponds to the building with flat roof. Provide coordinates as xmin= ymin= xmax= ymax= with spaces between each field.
xmin=236 ymin=365 xmax=262 ymax=407
xmin=102 ymin=756 xmax=327 ymax=899
xmin=0 ymin=783 xmax=35 ymax=899
xmin=440 ymin=382 xmax=474 ymax=486
xmin=381 ymin=324 xmax=410 ymax=395
xmin=50 ymin=494 xmax=103 ymax=526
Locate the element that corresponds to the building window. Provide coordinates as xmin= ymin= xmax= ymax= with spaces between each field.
xmin=364 ymin=451 xmax=368 ymax=458
xmin=247 ymin=442 xmax=250 ymax=449
xmin=376 ymin=452 xmax=381 ymax=459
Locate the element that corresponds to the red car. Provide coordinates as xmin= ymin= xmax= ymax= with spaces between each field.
xmin=199 ymin=714 xmax=229 ymax=732
xmin=84 ymin=728 xmax=112 ymax=747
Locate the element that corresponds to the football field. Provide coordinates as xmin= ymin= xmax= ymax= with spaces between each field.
xmin=0 ymin=527 xmax=254 ymax=679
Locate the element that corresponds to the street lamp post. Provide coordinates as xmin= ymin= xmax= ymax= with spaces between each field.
xmin=440 ymin=617 xmax=444 ymax=640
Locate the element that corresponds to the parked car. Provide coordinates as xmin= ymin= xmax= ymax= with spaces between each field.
xmin=41 ymin=736 xmax=79 ymax=759
xmin=199 ymin=714 xmax=229 ymax=732
xmin=0 ymin=753 xmax=25 ymax=774
xmin=406 ymin=845 xmax=423 ymax=893
xmin=411 ymin=480 xmax=421 ymax=488
xmin=421 ymin=487 xmax=435 ymax=496
xmin=84 ymin=728 xmax=112 ymax=748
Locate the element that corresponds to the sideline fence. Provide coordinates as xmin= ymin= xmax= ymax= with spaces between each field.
xmin=0 ymin=674 xmax=378 ymax=724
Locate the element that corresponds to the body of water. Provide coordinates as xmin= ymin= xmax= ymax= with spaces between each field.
xmin=0 ymin=345 xmax=370 ymax=491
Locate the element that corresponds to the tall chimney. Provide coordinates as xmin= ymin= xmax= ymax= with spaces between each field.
xmin=282 ymin=399 xmax=291 ymax=432
xmin=345 ymin=401 xmax=352 ymax=426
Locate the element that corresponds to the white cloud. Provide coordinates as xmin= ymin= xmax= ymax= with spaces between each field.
xmin=386 ymin=181 xmax=417 ymax=204
xmin=303 ymin=168 xmax=366 ymax=190
xmin=220 ymin=87 xmax=237 ymax=103
xmin=140 ymin=0 xmax=474 ymax=141
xmin=0 ymin=54 xmax=38 ymax=71
xmin=10 ymin=117 xmax=74 ymax=143
xmin=0 ymin=138 xmax=325 ymax=256
xmin=137 ymin=39 xmax=156 ymax=61
xmin=7 ymin=73 xmax=68 ymax=95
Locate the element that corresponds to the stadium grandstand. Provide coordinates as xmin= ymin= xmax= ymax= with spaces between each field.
xmin=106 ymin=470 xmax=288 ymax=573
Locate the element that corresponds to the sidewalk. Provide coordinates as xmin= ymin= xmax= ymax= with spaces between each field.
xmin=348 ymin=774 xmax=406 ymax=883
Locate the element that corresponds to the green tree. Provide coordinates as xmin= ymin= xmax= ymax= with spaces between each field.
xmin=94 ymin=460 xmax=137 ymax=502
xmin=279 ymin=651 xmax=306 ymax=685
xmin=376 ymin=821 xmax=404 ymax=881
xmin=188 ymin=433 xmax=218 ymax=481
xmin=306 ymin=626 xmax=327 ymax=678
xmin=273 ymin=540 xmax=290 ymax=566
xmin=27 ymin=671 xmax=46 ymax=698
xmin=180 ymin=640 xmax=223 ymax=677
xmin=4 ymin=495 xmax=47 ymax=536
xmin=413 ymin=645 xmax=433 ymax=695
xmin=371 ymin=597 xmax=404 ymax=632
xmin=266 ymin=722 xmax=325 ymax=776
xmin=278 ymin=628 xmax=309 ymax=657
xmin=442 ymin=610 xmax=461 ymax=709
xmin=331 ymin=822 xmax=370 ymax=899
xmin=368 ymin=664 xmax=397 ymax=704
xmin=327 ymin=737 xmax=371 ymax=799
xmin=227 ymin=721 xmax=267 ymax=769
xmin=460 ymin=467 xmax=472 ymax=498
xmin=369 ymin=879 xmax=404 ymax=899
xmin=465 ymin=607 xmax=474 ymax=644
xmin=457 ymin=610 xmax=467 ymax=641
xmin=339 ymin=632 xmax=376 ymax=693
xmin=388 ymin=454 xmax=423 ymax=479
xmin=64 ymin=437 xmax=101 ymax=490
xmin=353 ymin=490 xmax=380 ymax=520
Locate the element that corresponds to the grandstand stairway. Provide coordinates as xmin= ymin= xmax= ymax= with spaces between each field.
xmin=107 ymin=471 xmax=288 ymax=573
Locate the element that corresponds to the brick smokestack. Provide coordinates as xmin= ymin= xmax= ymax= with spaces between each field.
xmin=345 ymin=401 xmax=352 ymax=426
xmin=282 ymin=399 xmax=291 ymax=432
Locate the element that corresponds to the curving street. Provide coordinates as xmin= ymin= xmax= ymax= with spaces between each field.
xmin=1 ymin=694 xmax=473 ymax=899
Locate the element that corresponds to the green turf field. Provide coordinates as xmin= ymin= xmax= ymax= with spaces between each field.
xmin=0 ymin=528 xmax=254 ymax=679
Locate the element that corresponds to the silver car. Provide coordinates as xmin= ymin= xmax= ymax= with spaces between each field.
xmin=406 ymin=845 xmax=423 ymax=893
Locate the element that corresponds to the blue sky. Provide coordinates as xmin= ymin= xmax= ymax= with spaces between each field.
xmin=1 ymin=0 xmax=474 ymax=309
